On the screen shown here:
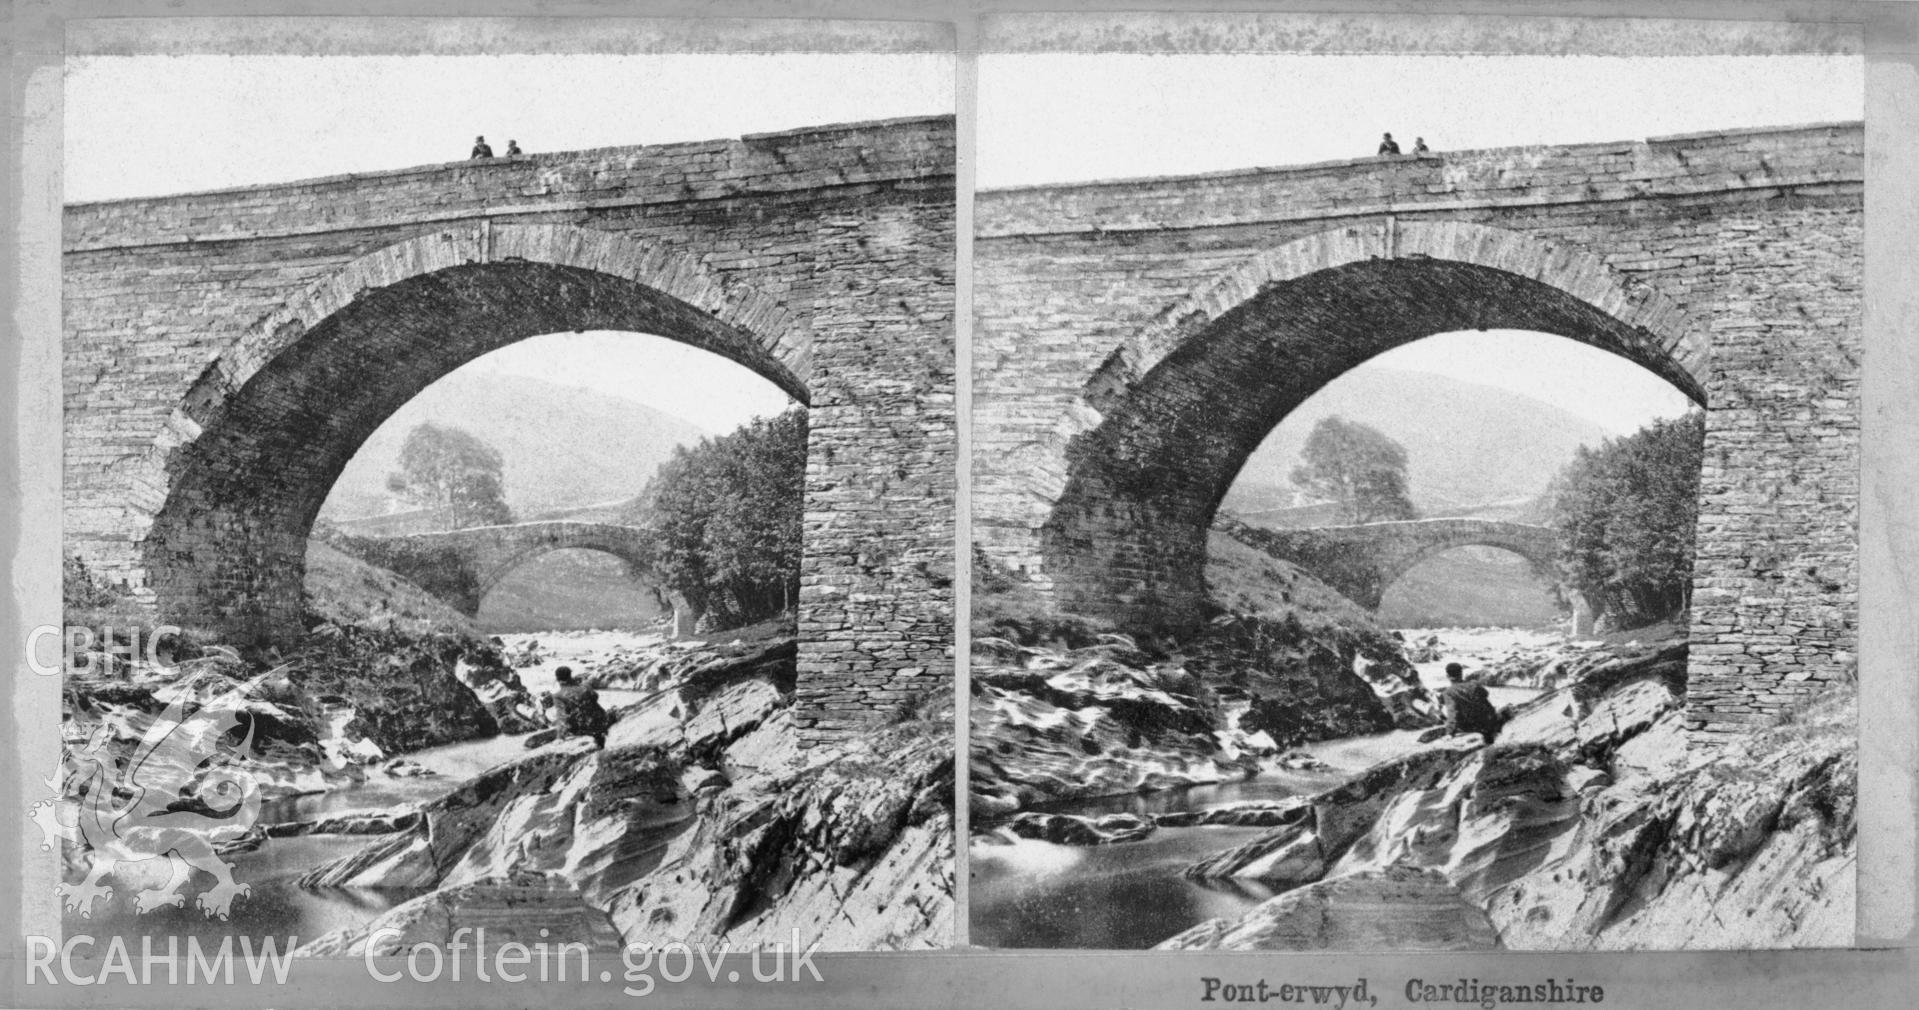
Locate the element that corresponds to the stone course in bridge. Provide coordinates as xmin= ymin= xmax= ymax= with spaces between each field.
xmin=976 ymin=122 xmax=1863 ymax=735
xmin=63 ymin=116 xmax=956 ymax=739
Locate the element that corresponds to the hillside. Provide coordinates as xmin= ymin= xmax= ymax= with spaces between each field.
xmin=1223 ymin=367 xmax=1608 ymax=518
xmin=474 ymin=549 xmax=669 ymax=633
xmin=318 ymin=370 xmax=712 ymax=522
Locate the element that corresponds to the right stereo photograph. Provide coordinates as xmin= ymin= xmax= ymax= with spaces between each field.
xmin=968 ymin=49 xmax=1865 ymax=951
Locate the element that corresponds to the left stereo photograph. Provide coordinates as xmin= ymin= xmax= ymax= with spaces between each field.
xmin=43 ymin=49 xmax=957 ymax=954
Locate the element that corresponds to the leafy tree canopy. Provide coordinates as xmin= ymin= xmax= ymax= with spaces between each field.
xmin=386 ymin=422 xmax=514 ymax=529
xmin=1290 ymin=415 xmax=1419 ymax=524
xmin=1550 ymin=411 xmax=1703 ymax=627
xmin=633 ymin=409 xmax=806 ymax=630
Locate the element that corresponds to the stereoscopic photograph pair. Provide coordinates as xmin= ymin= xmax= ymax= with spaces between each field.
xmin=36 ymin=26 xmax=1872 ymax=963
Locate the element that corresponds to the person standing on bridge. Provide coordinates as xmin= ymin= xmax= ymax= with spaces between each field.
xmin=1439 ymin=661 xmax=1503 ymax=745
xmin=545 ymin=666 xmax=610 ymax=749
xmin=505 ymin=139 xmax=523 ymax=156
xmin=1377 ymin=132 xmax=1401 ymax=156
xmin=1413 ymin=137 xmax=1432 ymax=156
xmin=471 ymin=135 xmax=494 ymax=159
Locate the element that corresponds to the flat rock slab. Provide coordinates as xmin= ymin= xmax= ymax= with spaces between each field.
xmin=1155 ymin=866 xmax=1501 ymax=951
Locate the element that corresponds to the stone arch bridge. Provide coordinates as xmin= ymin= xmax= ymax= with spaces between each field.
xmin=342 ymin=521 xmax=700 ymax=634
xmin=976 ymin=123 xmax=1863 ymax=734
xmin=1224 ymin=517 xmax=1559 ymax=605
xmin=63 ymin=116 xmax=956 ymax=738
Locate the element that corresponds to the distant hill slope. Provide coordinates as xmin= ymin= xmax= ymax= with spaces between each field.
xmin=1223 ymin=367 xmax=1610 ymax=518
xmin=318 ymin=370 xmax=713 ymax=523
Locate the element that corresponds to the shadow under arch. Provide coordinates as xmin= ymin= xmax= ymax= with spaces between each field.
xmin=1042 ymin=222 xmax=1705 ymax=634
xmin=145 ymin=225 xmax=807 ymax=642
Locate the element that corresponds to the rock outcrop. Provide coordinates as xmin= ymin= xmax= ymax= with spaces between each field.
xmin=970 ymin=613 xmax=1428 ymax=818
xmin=1157 ymin=866 xmax=1500 ymax=951
xmin=296 ymin=633 xmax=953 ymax=954
xmin=1174 ymin=631 xmax=1856 ymax=950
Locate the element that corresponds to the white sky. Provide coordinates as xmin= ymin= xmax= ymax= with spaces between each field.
xmin=64 ymin=53 xmax=952 ymax=431
xmin=979 ymin=52 xmax=1861 ymax=434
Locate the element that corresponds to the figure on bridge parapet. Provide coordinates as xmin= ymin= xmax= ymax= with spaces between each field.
xmin=505 ymin=140 xmax=522 ymax=157
xmin=1377 ymin=132 xmax=1401 ymax=156
xmin=470 ymin=135 xmax=494 ymax=159
xmin=1413 ymin=137 xmax=1431 ymax=156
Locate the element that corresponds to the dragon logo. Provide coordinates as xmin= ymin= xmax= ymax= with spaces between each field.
xmin=31 ymin=671 xmax=271 ymax=920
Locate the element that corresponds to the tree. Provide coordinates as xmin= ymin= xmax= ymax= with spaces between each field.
xmin=1550 ymin=412 xmax=1703 ymax=626
xmin=1289 ymin=416 xmax=1418 ymax=524
xmin=385 ymin=422 xmax=514 ymax=529
xmin=634 ymin=409 xmax=806 ymax=629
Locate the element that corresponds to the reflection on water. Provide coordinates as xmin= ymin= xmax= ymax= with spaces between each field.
xmin=62 ymin=833 xmax=425 ymax=949
xmin=970 ymin=823 xmax=1283 ymax=949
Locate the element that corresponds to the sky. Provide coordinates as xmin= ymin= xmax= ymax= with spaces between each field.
xmin=979 ymin=52 xmax=1862 ymax=436
xmin=64 ymin=53 xmax=954 ymax=432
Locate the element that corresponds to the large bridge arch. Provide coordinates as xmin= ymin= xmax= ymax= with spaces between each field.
xmin=1041 ymin=222 xmax=1704 ymax=632
xmin=66 ymin=117 xmax=956 ymax=738
xmin=142 ymin=224 xmax=806 ymax=643
xmin=978 ymin=123 xmax=1863 ymax=734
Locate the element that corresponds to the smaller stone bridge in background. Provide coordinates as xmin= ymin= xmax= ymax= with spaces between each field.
xmin=336 ymin=520 xmax=692 ymax=633
xmin=1218 ymin=516 xmax=1595 ymax=631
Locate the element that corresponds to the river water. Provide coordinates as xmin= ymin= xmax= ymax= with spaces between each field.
xmin=59 ymin=631 xmax=665 ymax=949
xmin=969 ymin=627 xmax=1556 ymax=949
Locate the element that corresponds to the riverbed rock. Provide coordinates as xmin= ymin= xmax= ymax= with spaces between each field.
xmin=1155 ymin=801 xmax=1310 ymax=829
xmin=1483 ymin=684 xmax=1856 ymax=950
xmin=1184 ymin=739 xmax=1482 ymax=883
xmin=1003 ymin=811 xmax=1156 ymax=845
xmin=601 ymin=708 xmax=955 ymax=951
xmin=1331 ymin=743 xmax=1583 ymax=904
xmin=1156 ymin=866 xmax=1500 ymax=951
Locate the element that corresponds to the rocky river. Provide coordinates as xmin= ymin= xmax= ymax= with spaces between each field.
xmin=53 ymin=626 xmax=954 ymax=952
xmin=970 ymin=623 xmax=1857 ymax=950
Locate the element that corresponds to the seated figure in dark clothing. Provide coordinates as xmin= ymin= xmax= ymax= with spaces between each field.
xmin=1438 ymin=661 xmax=1503 ymax=744
xmin=1378 ymin=132 xmax=1401 ymax=156
xmin=544 ymin=666 xmax=610 ymax=749
xmin=471 ymin=135 xmax=494 ymax=159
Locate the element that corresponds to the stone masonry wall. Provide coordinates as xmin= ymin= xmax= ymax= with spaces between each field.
xmin=63 ymin=116 xmax=956 ymax=738
xmin=975 ymin=123 xmax=1863 ymax=734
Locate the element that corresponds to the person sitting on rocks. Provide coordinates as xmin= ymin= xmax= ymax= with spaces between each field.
xmin=1413 ymin=137 xmax=1431 ymax=156
xmin=1439 ymin=661 xmax=1503 ymax=745
xmin=544 ymin=666 xmax=610 ymax=749
xmin=471 ymin=135 xmax=494 ymax=159
xmin=1378 ymin=132 xmax=1401 ymax=156
xmin=505 ymin=139 xmax=523 ymax=156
